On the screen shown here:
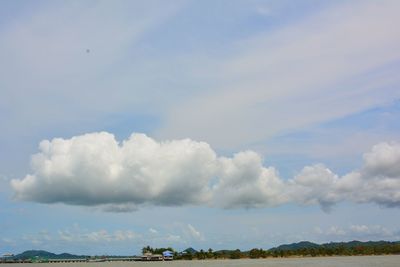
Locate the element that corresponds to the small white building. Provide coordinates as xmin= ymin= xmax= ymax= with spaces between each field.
xmin=162 ymin=251 xmax=173 ymax=261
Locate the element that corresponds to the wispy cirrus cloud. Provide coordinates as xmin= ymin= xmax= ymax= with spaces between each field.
xmin=159 ymin=0 xmax=400 ymax=149
xmin=0 ymin=0 xmax=185 ymax=140
xmin=186 ymin=224 xmax=205 ymax=241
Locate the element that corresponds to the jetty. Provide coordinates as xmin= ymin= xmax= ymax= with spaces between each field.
xmin=1 ymin=257 xmax=141 ymax=263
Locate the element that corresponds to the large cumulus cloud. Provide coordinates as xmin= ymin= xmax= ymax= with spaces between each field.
xmin=212 ymin=151 xmax=287 ymax=208
xmin=10 ymin=133 xmax=400 ymax=211
xmin=288 ymin=142 xmax=400 ymax=210
xmin=11 ymin=132 xmax=216 ymax=209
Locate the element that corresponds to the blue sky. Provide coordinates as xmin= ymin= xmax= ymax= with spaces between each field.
xmin=1 ymin=0 xmax=400 ymax=255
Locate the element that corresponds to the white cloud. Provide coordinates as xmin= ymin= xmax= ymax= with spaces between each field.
xmin=363 ymin=142 xmax=400 ymax=178
xmin=350 ymin=225 xmax=369 ymax=234
xmin=10 ymin=132 xmax=400 ymax=211
xmin=11 ymin=132 xmax=216 ymax=207
xmin=186 ymin=224 xmax=204 ymax=241
xmin=286 ymin=142 xmax=400 ymax=210
xmin=326 ymin=226 xmax=346 ymax=236
xmin=22 ymin=233 xmax=47 ymax=246
xmin=213 ymin=151 xmax=287 ymax=208
xmin=289 ymin=164 xmax=340 ymax=211
xmin=58 ymin=226 xmax=137 ymax=243
xmin=149 ymin=228 xmax=158 ymax=234
xmin=313 ymin=227 xmax=323 ymax=235
xmin=99 ymin=203 xmax=138 ymax=213
xmin=337 ymin=142 xmax=400 ymax=207
xmin=166 ymin=234 xmax=183 ymax=243
xmin=349 ymin=225 xmax=392 ymax=238
xmin=314 ymin=224 xmax=397 ymax=241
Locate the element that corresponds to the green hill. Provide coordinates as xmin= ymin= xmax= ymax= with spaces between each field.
xmin=267 ymin=240 xmax=400 ymax=256
xmin=270 ymin=241 xmax=320 ymax=251
xmin=182 ymin=247 xmax=198 ymax=254
xmin=322 ymin=240 xmax=399 ymax=249
xmin=14 ymin=250 xmax=86 ymax=259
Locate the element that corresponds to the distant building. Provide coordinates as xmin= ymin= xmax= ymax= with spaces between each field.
xmin=140 ymin=251 xmax=173 ymax=261
xmin=140 ymin=252 xmax=163 ymax=261
xmin=1 ymin=254 xmax=15 ymax=264
xmin=162 ymin=251 xmax=173 ymax=261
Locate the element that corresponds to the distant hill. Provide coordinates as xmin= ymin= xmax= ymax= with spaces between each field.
xmin=270 ymin=241 xmax=320 ymax=251
xmin=182 ymin=247 xmax=198 ymax=254
xmin=322 ymin=240 xmax=399 ymax=249
xmin=13 ymin=250 xmax=86 ymax=259
xmin=10 ymin=240 xmax=400 ymax=260
xmin=269 ymin=240 xmax=400 ymax=251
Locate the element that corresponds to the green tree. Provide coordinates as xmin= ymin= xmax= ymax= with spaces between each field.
xmin=207 ymin=248 xmax=213 ymax=259
xmin=182 ymin=252 xmax=192 ymax=260
xmin=142 ymin=246 xmax=153 ymax=254
xmin=196 ymin=249 xmax=206 ymax=260
xmin=249 ymin=248 xmax=262 ymax=259
xmin=230 ymin=249 xmax=241 ymax=259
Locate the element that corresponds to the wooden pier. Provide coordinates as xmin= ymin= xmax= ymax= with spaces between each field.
xmin=1 ymin=257 xmax=141 ymax=264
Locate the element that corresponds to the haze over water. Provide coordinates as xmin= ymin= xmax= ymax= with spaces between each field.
xmin=2 ymin=256 xmax=400 ymax=267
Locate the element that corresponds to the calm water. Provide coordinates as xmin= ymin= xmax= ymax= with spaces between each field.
xmin=2 ymin=256 xmax=399 ymax=267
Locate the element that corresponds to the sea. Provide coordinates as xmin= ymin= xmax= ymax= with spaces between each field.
xmin=1 ymin=255 xmax=399 ymax=267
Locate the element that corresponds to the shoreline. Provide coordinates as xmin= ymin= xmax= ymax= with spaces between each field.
xmin=4 ymin=254 xmax=400 ymax=264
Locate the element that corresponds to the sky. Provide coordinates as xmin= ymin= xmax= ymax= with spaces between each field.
xmin=1 ymin=0 xmax=400 ymax=256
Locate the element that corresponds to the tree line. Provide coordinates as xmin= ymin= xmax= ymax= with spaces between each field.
xmin=142 ymin=242 xmax=400 ymax=260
